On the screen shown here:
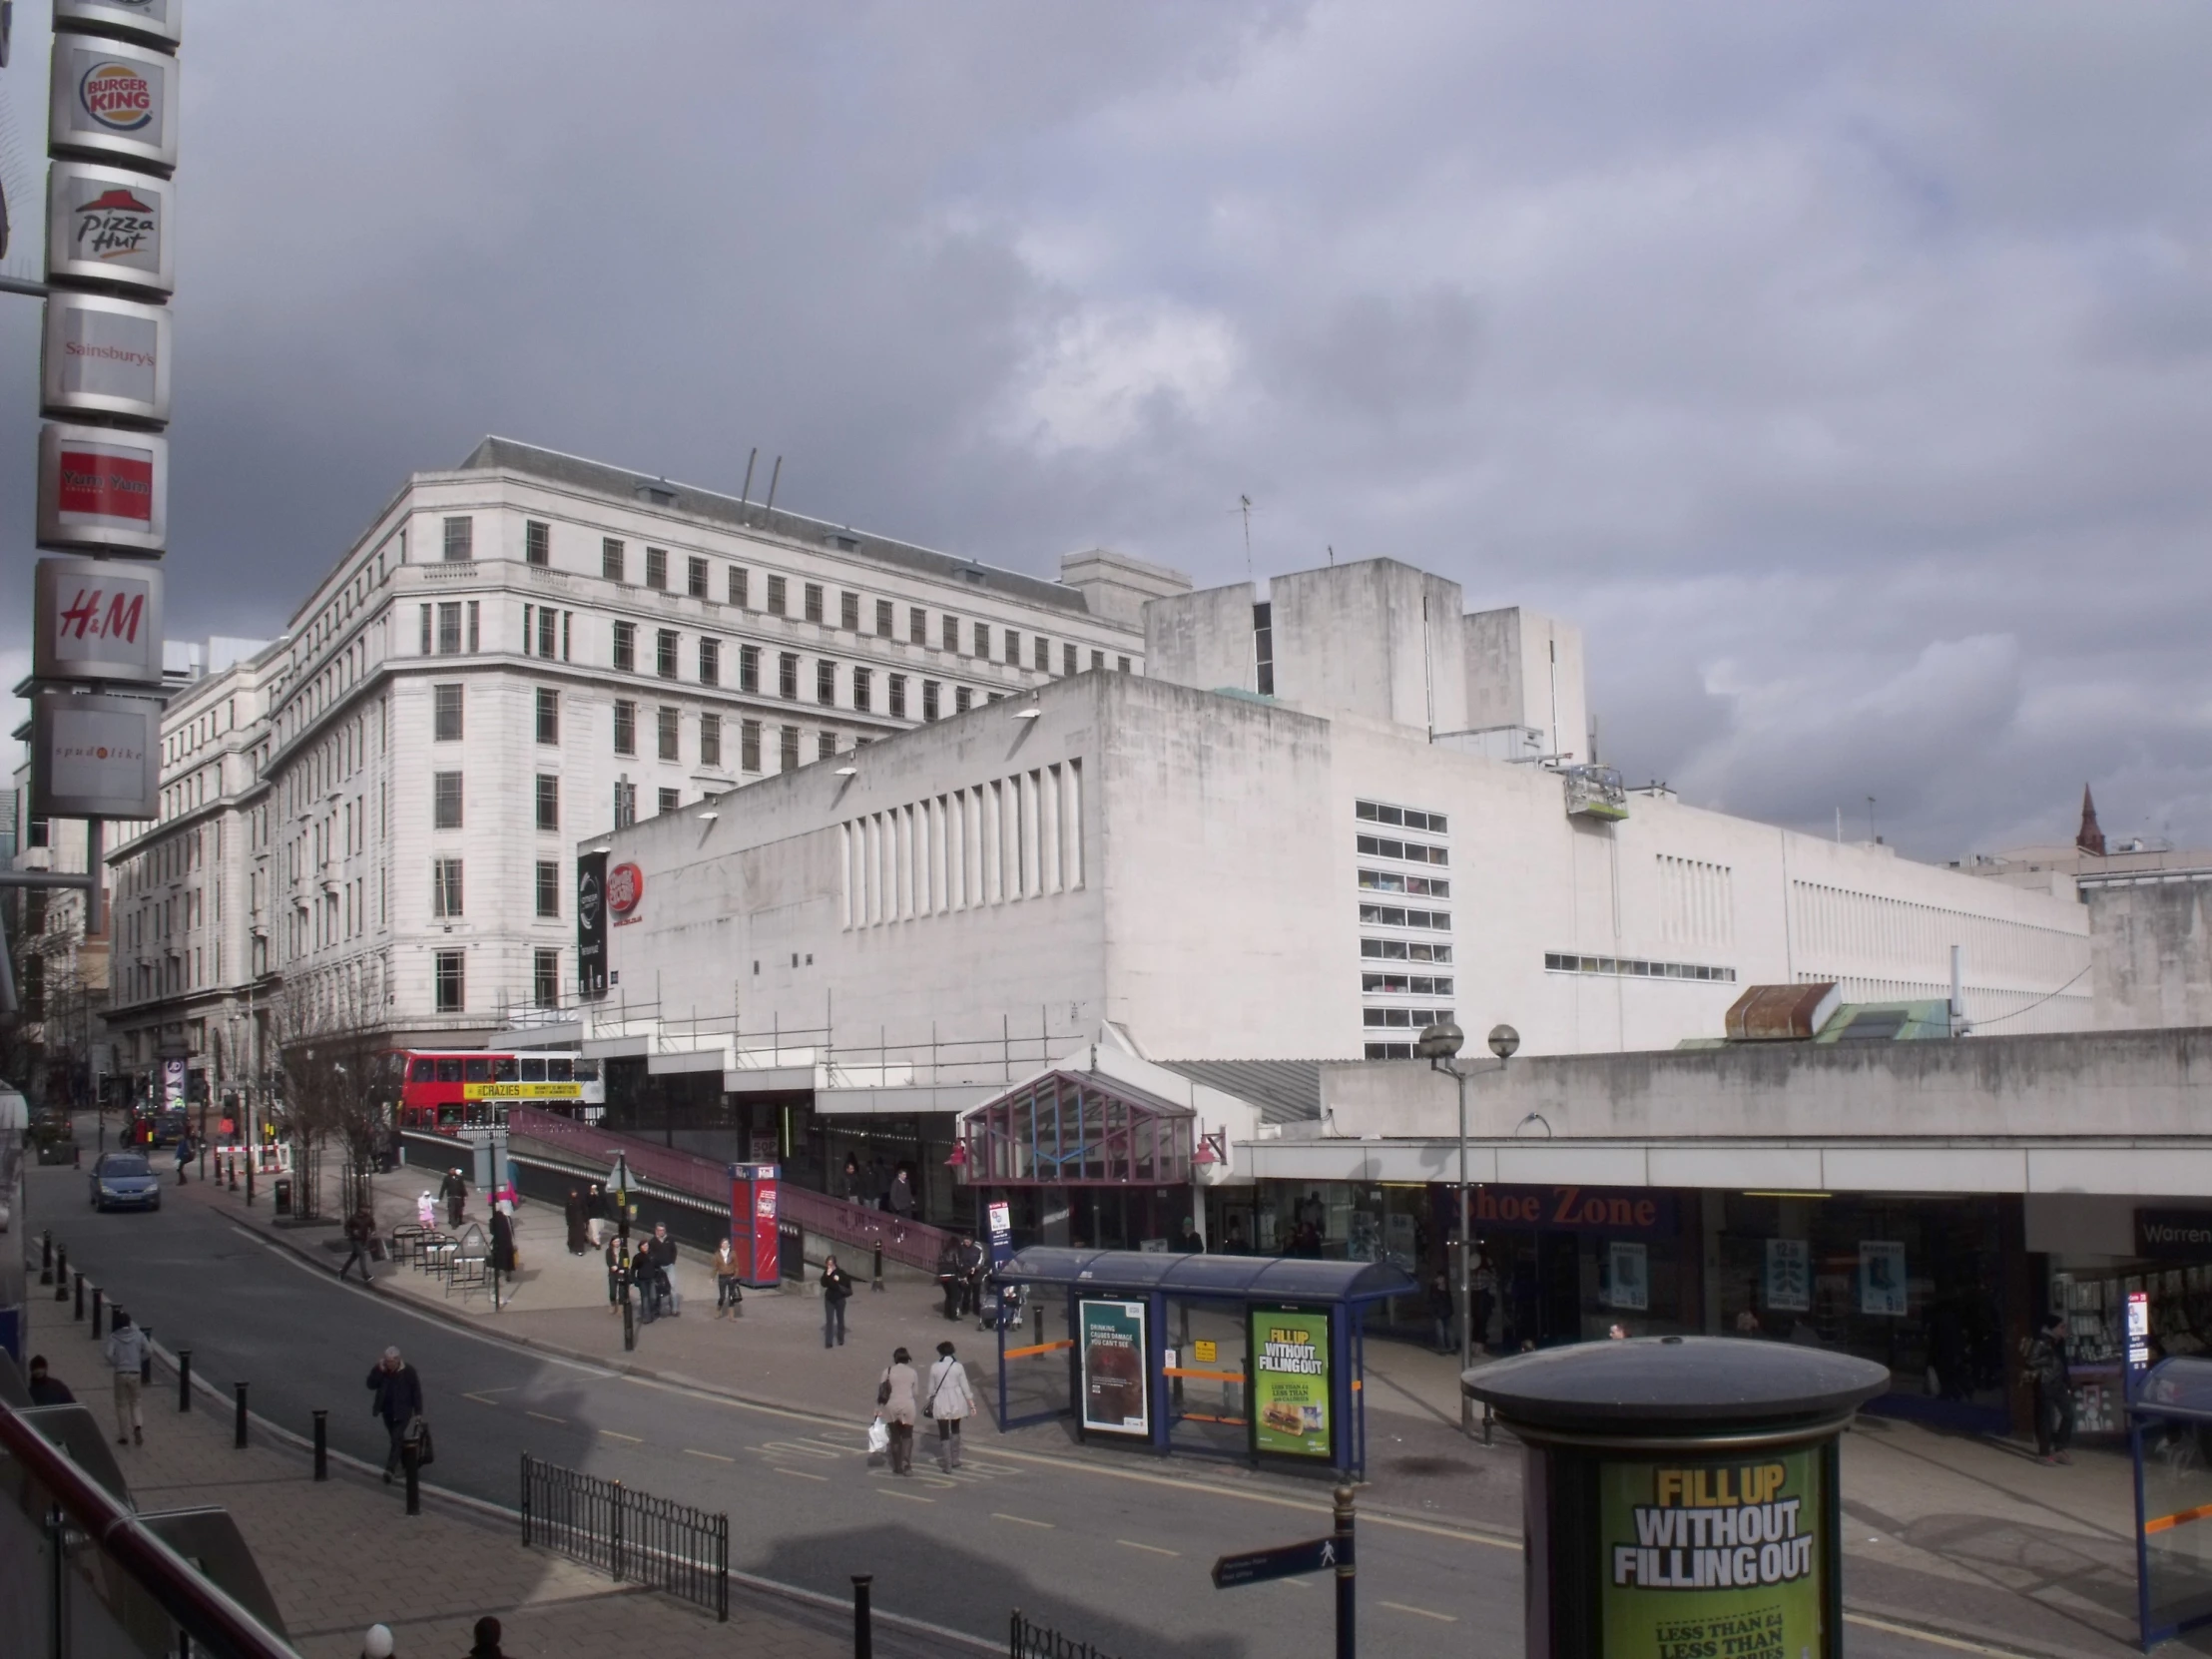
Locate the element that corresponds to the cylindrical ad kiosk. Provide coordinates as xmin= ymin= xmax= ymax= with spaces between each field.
xmin=1466 ymin=1337 xmax=1889 ymax=1659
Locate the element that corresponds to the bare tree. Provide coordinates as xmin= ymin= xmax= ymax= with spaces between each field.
xmin=270 ymin=962 xmax=391 ymax=1221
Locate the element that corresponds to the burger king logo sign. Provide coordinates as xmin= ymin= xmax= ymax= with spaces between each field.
xmin=608 ymin=862 xmax=645 ymax=920
xmin=81 ymin=62 xmax=156 ymax=132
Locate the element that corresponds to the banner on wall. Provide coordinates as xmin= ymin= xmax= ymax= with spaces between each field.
xmin=1250 ymin=1306 xmax=1333 ymax=1459
xmin=1763 ymin=1239 xmax=1811 ymax=1314
xmin=1606 ymin=1241 xmax=1650 ymax=1312
xmin=576 ymin=850 xmax=608 ymax=996
xmin=1858 ymin=1241 xmax=1907 ymax=1318
xmin=1078 ymin=1299 xmax=1149 ymax=1436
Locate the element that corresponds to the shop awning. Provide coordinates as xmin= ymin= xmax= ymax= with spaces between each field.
xmin=997 ymin=1245 xmax=1417 ymax=1305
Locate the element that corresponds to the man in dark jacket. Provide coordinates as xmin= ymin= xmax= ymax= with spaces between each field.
xmin=365 ymin=1346 xmax=424 ymax=1482
xmin=2026 ymin=1313 xmax=2074 ymax=1464
xmin=338 ymin=1206 xmax=376 ymax=1283
xmin=438 ymin=1168 xmax=468 ymax=1229
xmin=27 ymin=1356 xmax=76 ymax=1405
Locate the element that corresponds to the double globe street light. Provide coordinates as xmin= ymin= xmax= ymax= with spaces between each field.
xmin=1416 ymin=1018 xmax=1520 ymax=1434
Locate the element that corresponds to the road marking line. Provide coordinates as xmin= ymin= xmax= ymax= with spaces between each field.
xmin=992 ymin=1512 xmax=1054 ymax=1528
xmin=462 ymin=1391 xmax=502 ymax=1405
xmin=776 ymin=1468 xmax=829 ymax=1482
xmin=525 ymin=1410 xmax=567 ymax=1424
xmin=879 ymin=1487 xmax=934 ymax=1503
xmin=1382 ymin=1602 xmax=1457 ymax=1623
xmin=599 ymin=1429 xmax=641 ymax=1442
xmin=686 ymin=1448 xmax=735 ymax=1463
xmin=1117 ymin=1539 xmax=1177 ymax=1556
xmin=1843 ymin=1613 xmax=2037 ymax=1659
xmin=1279 ymin=1578 xmax=1312 ymax=1589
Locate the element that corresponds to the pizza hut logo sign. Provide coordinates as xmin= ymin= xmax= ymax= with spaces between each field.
xmin=607 ymin=862 xmax=645 ymax=917
xmin=74 ymin=188 xmax=159 ymax=264
xmin=80 ymin=62 xmax=155 ymax=132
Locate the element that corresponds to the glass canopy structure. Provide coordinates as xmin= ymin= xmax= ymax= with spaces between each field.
xmin=959 ymin=1070 xmax=1196 ymax=1188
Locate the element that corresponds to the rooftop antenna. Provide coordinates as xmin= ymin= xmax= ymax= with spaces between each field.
xmin=761 ymin=455 xmax=782 ymax=525
xmin=1867 ymin=795 xmax=1878 ymax=843
xmin=1327 ymin=544 xmax=1335 ymax=566
xmin=1239 ymin=494 xmax=1254 ymax=583
xmin=738 ymin=447 xmax=757 ymax=510
xmin=1834 ymin=807 xmax=1842 ymax=844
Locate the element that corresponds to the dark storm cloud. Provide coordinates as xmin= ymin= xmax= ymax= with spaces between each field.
xmin=4 ymin=1 xmax=2209 ymax=860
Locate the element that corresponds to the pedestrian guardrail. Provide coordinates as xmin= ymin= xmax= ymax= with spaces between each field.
xmin=1010 ymin=1608 xmax=1126 ymax=1659
xmin=519 ymin=1451 xmax=729 ymax=1622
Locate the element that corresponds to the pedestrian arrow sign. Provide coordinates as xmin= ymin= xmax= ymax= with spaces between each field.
xmin=1211 ymin=1534 xmax=1351 ymax=1589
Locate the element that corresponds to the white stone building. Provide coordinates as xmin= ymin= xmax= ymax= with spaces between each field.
xmin=98 ymin=436 xmax=1174 ymax=1090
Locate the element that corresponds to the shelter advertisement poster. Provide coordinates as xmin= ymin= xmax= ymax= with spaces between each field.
xmin=1599 ymin=1449 xmax=1824 ymax=1659
xmin=1764 ymin=1239 xmax=1811 ymax=1314
xmin=1078 ymin=1299 xmax=1150 ymax=1436
xmin=1859 ymin=1242 xmax=1908 ymax=1317
xmin=1250 ymin=1307 xmax=1333 ymax=1458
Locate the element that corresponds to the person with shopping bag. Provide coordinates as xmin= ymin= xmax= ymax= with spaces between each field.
xmin=924 ymin=1341 xmax=978 ymax=1471
xmin=365 ymin=1346 xmax=425 ymax=1484
xmin=876 ymin=1347 xmax=919 ymax=1476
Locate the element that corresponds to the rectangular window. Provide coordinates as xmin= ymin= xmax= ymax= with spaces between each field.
xmin=817 ymin=659 xmax=836 ymax=706
xmin=701 ymin=712 xmax=722 ymax=767
xmin=535 ymin=860 xmax=560 ymax=919
xmin=434 ymin=684 xmax=464 ymax=741
xmin=613 ymin=780 xmax=636 ymax=828
xmin=888 ymin=674 xmax=907 ymax=718
xmin=875 ymin=599 xmax=893 ymax=636
xmin=524 ymin=519 xmax=550 ymax=566
xmin=922 ymin=680 xmax=940 ymax=721
xmin=1005 ymin=629 xmax=1020 ymax=666
xmin=1034 ymin=637 xmax=1049 ymax=672
xmin=851 ymin=667 xmax=872 ymax=713
xmin=1063 ymin=643 xmax=1077 ymax=676
xmin=687 ymin=555 xmax=709 ymax=598
xmin=533 ymin=948 xmax=559 ymax=1008
xmin=469 ymin=601 xmax=480 ymax=653
xmin=839 ymin=591 xmax=860 ymax=631
xmin=535 ymin=775 xmax=559 ymax=832
xmin=779 ymin=725 xmax=802 ymax=770
xmin=739 ymin=644 xmax=760 ymax=694
xmin=658 ymin=787 xmax=680 ymax=817
xmin=779 ymin=652 xmax=799 ymax=699
xmin=602 ymin=537 xmax=625 ymax=582
xmin=729 ymin=566 xmax=749 ymax=608
xmin=972 ymin=622 xmax=989 ymax=658
xmin=613 ymin=700 xmax=637 ymax=756
xmin=954 ymin=686 xmax=972 ymax=714
xmin=613 ymin=621 xmax=636 ymax=672
xmin=436 ymin=602 xmax=462 ymax=654
xmin=434 ymin=949 xmax=465 ymax=1012
xmin=1255 ymin=601 xmax=1275 ymax=696
xmin=535 ymin=687 xmax=559 ymax=744
xmin=442 ymin=517 xmax=472 ymax=562
xmin=433 ymin=772 xmax=463 ymax=830
xmin=657 ymin=706 xmax=680 ymax=762
xmin=1356 ymin=801 xmax=1450 ymax=832
xmin=817 ymin=730 xmax=836 ymax=762
xmin=1117 ymin=655 xmax=1130 ymax=673
xmin=432 ymin=857 xmax=464 ymax=917
xmin=942 ymin=615 xmax=959 ymax=652
xmin=419 ymin=604 xmax=431 ymax=655
xmin=1092 ymin=649 xmax=1106 ymax=671
xmin=741 ymin=719 xmax=762 ymax=772
xmin=767 ymin=574 xmax=787 ymax=615
xmin=656 ymin=628 xmax=679 ymax=679
xmin=534 ymin=606 xmax=556 ymax=658
xmin=699 ymin=637 xmax=721 ymax=686
xmin=804 ymin=583 xmax=825 ymax=623
xmin=910 ymin=607 xmax=927 ymax=646
xmin=645 ymin=547 xmax=669 ymax=590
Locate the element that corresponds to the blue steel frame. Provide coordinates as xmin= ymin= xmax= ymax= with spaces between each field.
xmin=2129 ymin=1360 xmax=2212 ymax=1651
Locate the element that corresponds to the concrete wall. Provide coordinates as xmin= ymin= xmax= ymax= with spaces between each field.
xmin=1269 ymin=559 xmax=1468 ymax=735
xmin=2088 ymin=877 xmax=2212 ymax=1030
xmin=1461 ymin=607 xmax=1589 ymax=760
xmin=1143 ymin=581 xmax=1260 ymax=696
xmin=1060 ymin=548 xmax=1192 ymax=627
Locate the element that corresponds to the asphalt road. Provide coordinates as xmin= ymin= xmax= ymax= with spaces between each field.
xmin=21 ymin=1160 xmax=2061 ymax=1659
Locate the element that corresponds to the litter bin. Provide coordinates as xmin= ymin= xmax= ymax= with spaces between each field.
xmin=1465 ymin=1336 xmax=1889 ymax=1659
xmin=274 ymin=1177 xmax=293 ymax=1217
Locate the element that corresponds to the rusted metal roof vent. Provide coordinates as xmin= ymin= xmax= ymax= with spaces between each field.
xmin=1724 ymin=983 xmax=1842 ymax=1041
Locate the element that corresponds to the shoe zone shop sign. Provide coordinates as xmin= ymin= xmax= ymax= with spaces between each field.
xmin=27 ymin=0 xmax=182 ymax=826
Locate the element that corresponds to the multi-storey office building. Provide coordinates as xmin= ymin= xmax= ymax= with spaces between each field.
xmin=101 ymin=437 xmax=1175 ymax=1074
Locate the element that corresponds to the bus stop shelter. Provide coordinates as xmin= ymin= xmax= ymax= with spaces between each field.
xmin=2132 ymin=1355 xmax=2212 ymax=1648
xmin=991 ymin=1247 xmax=1415 ymax=1477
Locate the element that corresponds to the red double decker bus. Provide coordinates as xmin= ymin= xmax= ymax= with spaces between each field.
xmin=385 ymin=1049 xmax=605 ymax=1133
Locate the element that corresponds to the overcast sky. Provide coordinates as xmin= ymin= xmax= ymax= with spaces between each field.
xmin=5 ymin=2 xmax=2209 ymax=861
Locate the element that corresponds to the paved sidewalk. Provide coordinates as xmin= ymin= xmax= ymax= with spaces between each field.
xmin=18 ymin=1290 xmax=901 ymax=1659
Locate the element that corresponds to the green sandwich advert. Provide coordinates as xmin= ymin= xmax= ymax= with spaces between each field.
xmin=1250 ymin=1307 xmax=1332 ymax=1458
xmin=1599 ymin=1449 xmax=1824 ymax=1659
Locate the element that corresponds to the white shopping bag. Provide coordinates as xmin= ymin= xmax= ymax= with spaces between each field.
xmin=865 ymin=1416 xmax=890 ymax=1460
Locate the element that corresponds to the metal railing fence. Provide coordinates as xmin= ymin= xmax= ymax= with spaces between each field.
xmin=1010 ymin=1608 xmax=1127 ymax=1659
xmin=519 ymin=1452 xmax=729 ymax=1622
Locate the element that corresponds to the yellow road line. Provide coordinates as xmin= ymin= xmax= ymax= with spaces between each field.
xmin=686 ymin=1448 xmax=735 ymax=1463
xmin=1382 ymin=1602 xmax=1457 ymax=1623
xmin=1117 ymin=1539 xmax=1177 ymax=1556
xmin=992 ymin=1512 xmax=1054 ymax=1529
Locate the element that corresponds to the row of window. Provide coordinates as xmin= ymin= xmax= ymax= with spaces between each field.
xmin=1362 ymin=1006 xmax=1453 ymax=1029
xmin=429 ymin=857 xmax=567 ymax=921
xmin=1360 ymin=937 xmax=1452 ymax=963
xmin=1358 ymin=868 xmax=1450 ymax=898
xmin=1358 ymin=902 xmax=1452 ymax=930
xmin=1362 ymin=973 xmax=1454 ymax=997
xmin=1357 ymin=800 xmax=1448 ymax=833
xmin=1542 ymin=952 xmax=1738 ymax=983
xmin=430 ymin=773 xmax=563 ymax=832
xmin=1355 ymin=833 xmax=1448 ymax=866
xmin=428 ymin=946 xmax=563 ymax=1013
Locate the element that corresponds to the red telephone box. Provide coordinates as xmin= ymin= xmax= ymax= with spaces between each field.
xmin=729 ymin=1163 xmax=781 ymax=1288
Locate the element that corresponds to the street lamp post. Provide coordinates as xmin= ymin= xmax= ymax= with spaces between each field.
xmin=1417 ymin=1019 xmax=1519 ymax=1436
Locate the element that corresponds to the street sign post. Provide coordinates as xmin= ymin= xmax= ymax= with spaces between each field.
xmin=1212 ymin=1484 xmax=1359 ymax=1659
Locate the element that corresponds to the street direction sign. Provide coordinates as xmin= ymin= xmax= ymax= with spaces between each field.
xmin=1211 ymin=1533 xmax=1352 ymax=1589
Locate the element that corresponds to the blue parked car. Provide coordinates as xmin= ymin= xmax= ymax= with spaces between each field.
xmin=90 ymin=1152 xmax=162 ymax=1213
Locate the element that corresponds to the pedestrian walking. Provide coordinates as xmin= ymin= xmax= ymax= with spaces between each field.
xmin=490 ymin=1202 xmax=518 ymax=1275
xmin=637 ymin=1223 xmax=675 ymax=1320
xmin=175 ymin=1130 xmax=194 ymax=1185
xmin=416 ymin=1190 xmax=438 ymax=1231
xmin=365 ymin=1346 xmax=424 ymax=1483
xmin=106 ymin=1312 xmax=147 ymax=1446
xmin=438 ymin=1167 xmax=468 ymax=1229
xmin=715 ymin=1236 xmax=743 ymax=1317
xmin=954 ymin=1234 xmax=986 ymax=1319
xmin=465 ymin=1614 xmax=506 ymax=1658
xmin=27 ymin=1355 xmax=77 ymax=1405
xmin=2026 ymin=1313 xmax=2075 ymax=1464
xmin=1427 ymin=1268 xmax=1454 ymax=1355
xmin=886 ymin=1166 xmax=916 ymax=1220
xmin=339 ymin=1205 xmax=377 ymax=1283
xmin=838 ymin=1153 xmax=860 ymax=1203
xmin=935 ymin=1240 xmax=962 ymax=1321
xmin=564 ymin=1190 xmax=588 ymax=1255
xmin=925 ymin=1341 xmax=977 ymax=1471
xmin=604 ymin=1233 xmax=626 ymax=1315
xmin=822 ymin=1253 xmax=853 ymax=1348
xmin=877 ymin=1347 xmax=919 ymax=1475
xmin=585 ymin=1183 xmax=609 ymax=1248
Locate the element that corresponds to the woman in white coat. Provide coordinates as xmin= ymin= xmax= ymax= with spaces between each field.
xmin=925 ymin=1340 xmax=978 ymax=1471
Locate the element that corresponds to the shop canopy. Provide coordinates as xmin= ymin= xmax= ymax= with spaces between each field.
xmin=961 ymin=1072 xmax=1197 ymax=1187
xmin=997 ymin=1246 xmax=1416 ymax=1305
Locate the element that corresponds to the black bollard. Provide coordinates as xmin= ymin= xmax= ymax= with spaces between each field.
xmin=1334 ymin=1484 xmax=1357 ymax=1659
xmin=246 ymin=1160 xmax=255 ymax=1206
xmin=74 ymin=1271 xmax=85 ymax=1321
xmin=228 ymin=1153 xmax=238 ymax=1193
xmin=178 ymin=1350 xmax=192 ymax=1412
xmin=852 ymin=1575 xmax=873 ymax=1659
xmin=622 ymin=1293 xmax=636 ymax=1353
xmin=871 ymin=1244 xmax=883 ymax=1292
xmin=90 ymin=1287 xmax=103 ymax=1337
xmin=53 ymin=1246 xmax=67 ymax=1301
xmin=40 ymin=1232 xmax=52 ymax=1285
xmin=402 ymin=1442 xmax=421 ymax=1515
xmin=312 ymin=1410 xmax=328 ymax=1480
xmin=234 ymin=1382 xmax=249 ymax=1448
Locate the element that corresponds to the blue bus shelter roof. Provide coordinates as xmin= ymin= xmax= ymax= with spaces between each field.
xmin=2131 ymin=1356 xmax=2212 ymax=1422
xmin=998 ymin=1247 xmax=1417 ymax=1305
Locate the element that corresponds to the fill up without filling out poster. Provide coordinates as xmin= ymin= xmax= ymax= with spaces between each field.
xmin=1600 ymin=1450 xmax=1825 ymax=1659
xmin=1250 ymin=1307 xmax=1332 ymax=1458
